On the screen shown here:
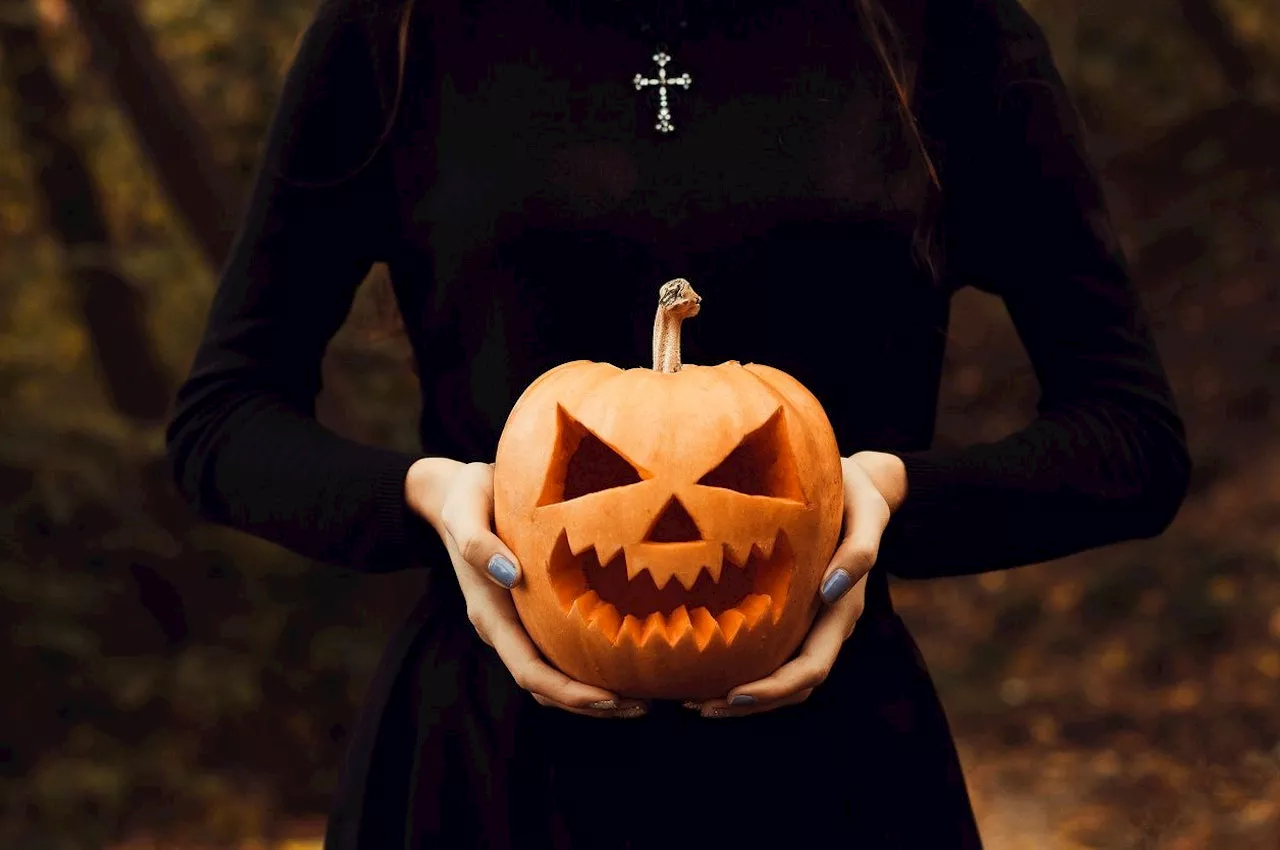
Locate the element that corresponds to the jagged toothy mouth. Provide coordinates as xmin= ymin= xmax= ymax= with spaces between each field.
xmin=547 ymin=530 xmax=793 ymax=649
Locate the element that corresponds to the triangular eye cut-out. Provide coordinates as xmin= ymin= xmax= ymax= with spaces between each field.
xmin=696 ymin=408 xmax=805 ymax=501
xmin=538 ymin=406 xmax=647 ymax=506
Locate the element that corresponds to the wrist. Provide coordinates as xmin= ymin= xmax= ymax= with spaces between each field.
xmin=405 ymin=456 xmax=464 ymax=534
xmin=850 ymin=450 xmax=908 ymax=513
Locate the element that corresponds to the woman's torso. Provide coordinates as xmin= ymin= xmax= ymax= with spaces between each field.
xmin=377 ymin=0 xmax=955 ymax=467
xmin=330 ymin=3 xmax=984 ymax=846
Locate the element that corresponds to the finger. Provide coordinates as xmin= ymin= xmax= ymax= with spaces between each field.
xmin=820 ymin=461 xmax=891 ymax=604
xmin=442 ymin=537 xmax=511 ymax=645
xmin=715 ymin=581 xmax=865 ymax=707
xmin=718 ymin=641 xmax=831 ymax=707
xmin=703 ymin=688 xmax=814 ymax=718
xmin=443 ymin=536 xmax=645 ymax=715
xmin=440 ymin=462 xmax=523 ymax=589
xmin=531 ymin=693 xmax=648 ymax=719
xmin=480 ymin=606 xmax=643 ymax=711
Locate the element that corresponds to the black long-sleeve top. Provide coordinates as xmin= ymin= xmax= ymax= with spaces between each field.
xmin=167 ymin=0 xmax=1189 ymax=582
xmin=164 ymin=1 xmax=1192 ymax=846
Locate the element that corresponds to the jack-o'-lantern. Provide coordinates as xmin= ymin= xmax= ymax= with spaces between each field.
xmin=493 ymin=280 xmax=843 ymax=700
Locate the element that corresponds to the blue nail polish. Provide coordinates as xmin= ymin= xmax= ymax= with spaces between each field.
xmin=820 ymin=569 xmax=852 ymax=604
xmin=487 ymin=554 xmax=518 ymax=588
xmin=729 ymin=694 xmax=756 ymax=706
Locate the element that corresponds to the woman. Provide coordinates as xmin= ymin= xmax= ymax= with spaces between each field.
xmin=167 ymin=0 xmax=1191 ymax=846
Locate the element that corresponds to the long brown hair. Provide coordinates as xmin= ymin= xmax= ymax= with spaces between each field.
xmin=852 ymin=0 xmax=942 ymax=282
xmin=366 ymin=0 xmax=941 ymax=338
xmin=854 ymin=0 xmax=938 ymax=179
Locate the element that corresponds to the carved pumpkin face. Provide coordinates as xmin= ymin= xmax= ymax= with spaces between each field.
xmin=494 ymin=359 xmax=843 ymax=700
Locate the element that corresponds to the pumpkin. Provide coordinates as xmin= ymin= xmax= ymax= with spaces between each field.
xmin=493 ymin=280 xmax=843 ymax=700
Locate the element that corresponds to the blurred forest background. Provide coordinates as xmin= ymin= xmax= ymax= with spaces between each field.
xmin=0 ymin=0 xmax=1276 ymax=847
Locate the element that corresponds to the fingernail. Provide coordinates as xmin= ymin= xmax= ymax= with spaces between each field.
xmin=615 ymin=703 xmax=647 ymax=719
xmin=588 ymin=699 xmax=618 ymax=711
xmin=681 ymin=700 xmax=702 ymax=711
xmin=728 ymin=694 xmax=756 ymax=706
xmin=487 ymin=554 xmax=518 ymax=588
xmin=704 ymin=707 xmax=729 ymax=719
xmin=821 ymin=569 xmax=853 ymax=604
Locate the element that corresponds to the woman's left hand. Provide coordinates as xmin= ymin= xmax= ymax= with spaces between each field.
xmin=684 ymin=451 xmax=907 ymax=719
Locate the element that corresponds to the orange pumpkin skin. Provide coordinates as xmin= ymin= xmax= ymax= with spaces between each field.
xmin=493 ymin=358 xmax=844 ymax=700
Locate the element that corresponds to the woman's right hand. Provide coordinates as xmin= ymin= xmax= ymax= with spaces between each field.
xmin=406 ymin=457 xmax=648 ymax=719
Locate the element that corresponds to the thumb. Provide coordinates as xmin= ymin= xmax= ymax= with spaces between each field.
xmin=819 ymin=461 xmax=890 ymax=605
xmin=440 ymin=463 xmax=523 ymax=589
xmin=457 ymin=525 xmax=522 ymax=590
xmin=465 ymin=535 xmax=519 ymax=588
xmin=819 ymin=532 xmax=877 ymax=605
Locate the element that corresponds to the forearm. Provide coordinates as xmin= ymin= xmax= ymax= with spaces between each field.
xmin=164 ymin=1 xmax=441 ymax=572
xmin=168 ymin=388 xmax=441 ymax=572
xmin=873 ymin=400 xmax=1190 ymax=579
xmin=870 ymin=0 xmax=1192 ymax=579
xmin=404 ymin=454 xmax=466 ymax=538
xmin=849 ymin=451 xmax=907 ymax=513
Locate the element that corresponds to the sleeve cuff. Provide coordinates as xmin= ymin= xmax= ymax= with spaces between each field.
xmin=369 ymin=451 xmax=439 ymax=572
xmin=896 ymin=450 xmax=960 ymax=517
xmin=876 ymin=449 xmax=962 ymax=579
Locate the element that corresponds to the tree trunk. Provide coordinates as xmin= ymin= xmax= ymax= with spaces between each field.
xmin=0 ymin=2 xmax=172 ymax=424
xmin=1178 ymin=0 xmax=1257 ymax=97
xmin=64 ymin=0 xmax=242 ymax=268
xmin=1045 ymin=0 xmax=1078 ymax=84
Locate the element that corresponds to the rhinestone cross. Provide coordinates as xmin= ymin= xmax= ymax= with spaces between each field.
xmin=633 ymin=51 xmax=692 ymax=134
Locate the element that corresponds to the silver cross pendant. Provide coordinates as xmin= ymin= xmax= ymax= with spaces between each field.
xmin=633 ymin=51 xmax=692 ymax=134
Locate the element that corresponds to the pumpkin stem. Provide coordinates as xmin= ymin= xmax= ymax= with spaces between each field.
xmin=652 ymin=279 xmax=702 ymax=373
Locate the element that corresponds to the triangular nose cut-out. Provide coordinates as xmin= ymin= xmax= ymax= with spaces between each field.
xmin=645 ymin=496 xmax=703 ymax=543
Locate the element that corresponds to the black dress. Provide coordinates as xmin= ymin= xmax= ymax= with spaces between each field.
xmin=166 ymin=0 xmax=1191 ymax=846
